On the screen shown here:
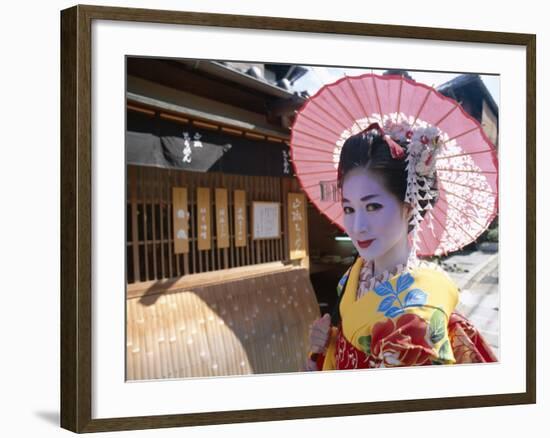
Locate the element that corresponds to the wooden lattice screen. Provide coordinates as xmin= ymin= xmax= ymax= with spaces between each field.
xmin=127 ymin=165 xmax=304 ymax=284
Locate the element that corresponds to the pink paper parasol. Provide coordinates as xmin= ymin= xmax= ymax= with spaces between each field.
xmin=290 ymin=73 xmax=498 ymax=257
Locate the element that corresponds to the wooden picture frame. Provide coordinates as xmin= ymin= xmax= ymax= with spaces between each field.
xmin=61 ymin=4 xmax=536 ymax=433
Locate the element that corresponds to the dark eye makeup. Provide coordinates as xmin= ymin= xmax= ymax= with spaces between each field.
xmin=342 ymin=203 xmax=383 ymax=214
xmin=343 ymin=206 xmax=354 ymax=214
xmin=366 ymin=203 xmax=382 ymax=211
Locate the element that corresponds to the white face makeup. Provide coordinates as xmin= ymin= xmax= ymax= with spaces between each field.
xmin=341 ymin=167 xmax=411 ymax=271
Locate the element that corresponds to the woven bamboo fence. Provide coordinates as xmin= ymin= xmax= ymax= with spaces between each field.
xmin=126 ymin=265 xmax=320 ymax=380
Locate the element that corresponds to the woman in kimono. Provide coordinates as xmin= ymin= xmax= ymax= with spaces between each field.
xmin=305 ymin=121 xmax=497 ymax=371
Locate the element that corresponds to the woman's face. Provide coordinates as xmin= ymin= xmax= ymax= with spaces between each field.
xmin=341 ymin=167 xmax=410 ymax=262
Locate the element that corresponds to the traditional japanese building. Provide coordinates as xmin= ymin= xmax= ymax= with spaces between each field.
xmin=437 ymin=73 xmax=499 ymax=149
xmin=125 ymin=58 xmax=328 ymax=380
xmin=125 ymin=59 xmax=315 ymax=282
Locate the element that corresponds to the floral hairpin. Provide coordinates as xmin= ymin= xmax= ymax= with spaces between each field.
xmin=380 ymin=119 xmax=443 ymax=174
xmin=362 ymin=120 xmax=443 ymax=176
xmin=338 ymin=117 xmax=445 ymax=258
xmin=378 ymin=117 xmax=444 ymax=256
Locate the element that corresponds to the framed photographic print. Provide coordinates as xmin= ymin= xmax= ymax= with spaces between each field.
xmin=60 ymin=4 xmax=536 ymax=433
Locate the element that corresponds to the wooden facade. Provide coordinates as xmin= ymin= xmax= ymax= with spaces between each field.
xmin=124 ymin=60 xmax=318 ymax=380
xmin=127 ymin=165 xmax=305 ymax=284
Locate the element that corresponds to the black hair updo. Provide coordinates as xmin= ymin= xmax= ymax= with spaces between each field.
xmin=336 ymin=127 xmax=438 ymax=233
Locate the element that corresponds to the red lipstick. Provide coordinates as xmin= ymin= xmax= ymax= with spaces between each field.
xmin=357 ymin=239 xmax=375 ymax=249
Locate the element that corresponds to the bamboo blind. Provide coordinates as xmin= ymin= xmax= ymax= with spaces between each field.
xmin=126 ymin=266 xmax=320 ymax=380
xmin=126 ymin=165 xmax=304 ymax=284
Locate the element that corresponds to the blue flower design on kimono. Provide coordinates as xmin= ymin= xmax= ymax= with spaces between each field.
xmin=374 ymin=272 xmax=428 ymax=318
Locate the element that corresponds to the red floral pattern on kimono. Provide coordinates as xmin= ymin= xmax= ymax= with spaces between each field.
xmin=335 ymin=326 xmax=372 ymax=369
xmin=371 ymin=313 xmax=437 ymax=367
xmin=448 ymin=312 xmax=498 ymax=363
xmin=324 ymin=312 xmax=496 ymax=370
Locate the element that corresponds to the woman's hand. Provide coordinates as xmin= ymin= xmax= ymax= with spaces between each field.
xmin=310 ymin=313 xmax=332 ymax=353
xmin=304 ymin=313 xmax=332 ymax=371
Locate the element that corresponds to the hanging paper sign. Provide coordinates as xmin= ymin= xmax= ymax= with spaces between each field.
xmin=182 ymin=132 xmax=193 ymax=163
xmin=215 ymin=188 xmax=230 ymax=249
xmin=252 ymin=202 xmax=281 ymax=240
xmin=172 ymin=187 xmax=190 ymax=254
xmin=197 ymin=187 xmax=211 ymax=251
xmin=282 ymin=149 xmax=291 ymax=175
xmin=234 ymin=190 xmax=247 ymax=247
xmin=288 ymin=193 xmax=307 ymax=260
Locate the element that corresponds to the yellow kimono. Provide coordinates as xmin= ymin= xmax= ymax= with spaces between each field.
xmin=321 ymin=257 xmax=496 ymax=370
